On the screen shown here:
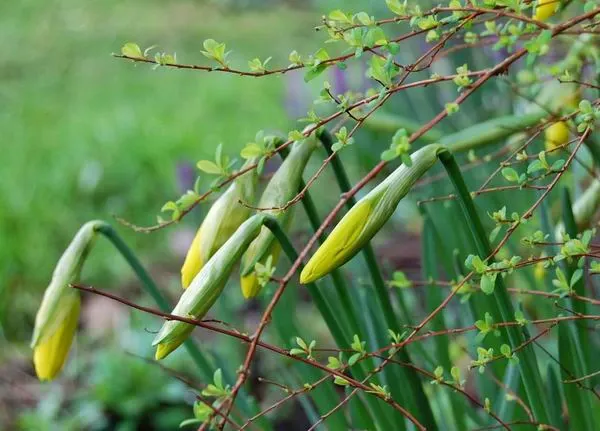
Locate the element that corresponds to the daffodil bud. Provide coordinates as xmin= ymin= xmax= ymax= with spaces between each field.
xmin=240 ymin=135 xmax=318 ymax=298
xmin=544 ymin=121 xmax=570 ymax=151
xmin=154 ymin=214 xmax=267 ymax=359
xmin=34 ymin=297 xmax=80 ymax=381
xmin=555 ymin=179 xmax=600 ymax=240
xmin=181 ymin=159 xmax=259 ymax=288
xmin=31 ymin=220 xmax=103 ymax=381
xmin=534 ymin=0 xmax=558 ymax=21
xmin=300 ymin=144 xmax=444 ymax=284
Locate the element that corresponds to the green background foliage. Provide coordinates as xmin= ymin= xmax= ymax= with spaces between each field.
xmin=0 ymin=0 xmax=317 ymax=339
xmin=3 ymin=0 xmax=600 ymax=429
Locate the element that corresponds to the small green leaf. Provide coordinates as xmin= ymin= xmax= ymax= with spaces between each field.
xmin=121 ymin=42 xmax=144 ymax=59
xmin=197 ymin=160 xmax=222 ymax=175
xmin=304 ymin=63 xmax=328 ymax=83
xmin=334 ymin=376 xmax=350 ymax=386
xmin=501 ymin=167 xmax=519 ymax=182
xmin=179 ymin=418 xmax=203 ymax=428
xmin=480 ymin=273 xmax=496 ymax=295
xmin=348 ymin=352 xmax=361 ymax=366
xmin=240 ymin=143 xmax=263 ymax=159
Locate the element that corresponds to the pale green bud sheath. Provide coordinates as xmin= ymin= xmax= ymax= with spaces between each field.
xmin=154 ymin=214 xmax=266 ymax=359
xmin=31 ymin=220 xmax=103 ymax=380
xmin=300 ymin=145 xmax=444 ymax=284
xmin=240 ymin=134 xmax=319 ymax=297
xmin=554 ymin=179 xmax=600 ymax=240
xmin=181 ymin=158 xmax=258 ymax=288
xmin=31 ymin=221 xmax=102 ymax=348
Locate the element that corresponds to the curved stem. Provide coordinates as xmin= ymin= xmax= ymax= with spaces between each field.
xmin=437 ymin=150 xmax=550 ymax=424
xmin=95 ymin=223 xmax=214 ymax=378
xmin=318 ymin=129 xmax=438 ymax=431
xmin=262 ymin=217 xmax=397 ymax=431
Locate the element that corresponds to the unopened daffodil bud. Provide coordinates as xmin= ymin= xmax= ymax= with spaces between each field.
xmin=240 ymin=244 xmax=283 ymax=298
xmin=33 ymin=297 xmax=80 ymax=381
xmin=240 ymin=134 xmax=318 ymax=298
xmin=554 ymin=179 xmax=600 ymax=240
xmin=31 ymin=220 xmax=103 ymax=381
xmin=544 ymin=121 xmax=570 ymax=151
xmin=181 ymin=159 xmax=258 ymax=288
xmin=300 ymin=144 xmax=444 ymax=284
xmin=154 ymin=214 xmax=267 ymax=359
xmin=534 ymin=0 xmax=559 ymax=21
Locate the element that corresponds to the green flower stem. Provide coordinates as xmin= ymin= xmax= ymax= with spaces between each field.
xmin=318 ymin=129 xmax=437 ymax=431
xmin=585 ymin=136 xmax=600 ymax=169
xmin=277 ymin=145 xmax=363 ymax=341
xmin=96 ymin=223 xmax=270 ymax=427
xmin=561 ymin=189 xmax=590 ymax=319
xmin=297 ymin=182 xmax=404 ymax=431
xmin=95 ymin=223 xmax=214 ymax=377
xmin=437 ymin=150 xmax=550 ymax=425
xmin=364 ymin=110 xmax=546 ymax=153
xmin=438 ymin=111 xmax=546 ymax=153
xmin=262 ymin=217 xmax=395 ymax=431
xmin=558 ymin=189 xmax=594 ymax=430
xmin=421 ymin=214 xmax=466 ymax=430
xmin=363 ymin=111 xmax=442 ymax=143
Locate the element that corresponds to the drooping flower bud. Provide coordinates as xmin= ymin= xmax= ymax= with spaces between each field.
xmin=154 ymin=214 xmax=267 ymax=359
xmin=33 ymin=297 xmax=80 ymax=381
xmin=31 ymin=220 xmax=103 ymax=380
xmin=300 ymin=145 xmax=444 ymax=284
xmin=534 ymin=0 xmax=559 ymax=21
xmin=544 ymin=121 xmax=570 ymax=151
xmin=181 ymin=160 xmax=258 ymax=288
xmin=240 ymin=135 xmax=318 ymax=298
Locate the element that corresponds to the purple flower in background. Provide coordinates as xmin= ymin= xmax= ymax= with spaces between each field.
xmin=177 ymin=161 xmax=196 ymax=192
xmin=284 ymin=71 xmax=310 ymax=119
xmin=330 ymin=65 xmax=349 ymax=95
xmin=360 ymin=60 xmax=371 ymax=94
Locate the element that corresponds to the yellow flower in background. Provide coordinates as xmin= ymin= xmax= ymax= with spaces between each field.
xmin=34 ymin=297 xmax=80 ymax=381
xmin=544 ymin=121 xmax=569 ymax=151
xmin=534 ymin=261 xmax=546 ymax=282
xmin=154 ymin=215 xmax=266 ymax=359
xmin=534 ymin=0 xmax=559 ymax=21
xmin=31 ymin=220 xmax=102 ymax=381
xmin=181 ymin=160 xmax=258 ymax=289
xmin=240 ymin=134 xmax=318 ymax=298
xmin=300 ymin=145 xmax=444 ymax=284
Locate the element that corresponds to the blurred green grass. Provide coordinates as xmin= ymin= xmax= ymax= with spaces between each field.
xmin=0 ymin=0 xmax=319 ymax=339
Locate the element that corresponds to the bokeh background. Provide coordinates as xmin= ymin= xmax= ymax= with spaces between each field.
xmin=3 ymin=0 xmax=586 ymax=429
xmin=0 ymin=1 xmax=355 ymax=428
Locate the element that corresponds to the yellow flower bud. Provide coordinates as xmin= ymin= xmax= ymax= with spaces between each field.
xmin=31 ymin=220 xmax=102 ymax=381
xmin=534 ymin=0 xmax=558 ymax=21
xmin=181 ymin=226 xmax=204 ymax=288
xmin=240 ymin=239 xmax=283 ymax=299
xmin=33 ymin=297 xmax=80 ymax=381
xmin=181 ymin=160 xmax=258 ymax=288
xmin=544 ymin=121 xmax=570 ymax=151
xmin=154 ymin=214 xmax=266 ymax=359
xmin=240 ymin=135 xmax=318 ymax=297
xmin=300 ymin=145 xmax=444 ymax=284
